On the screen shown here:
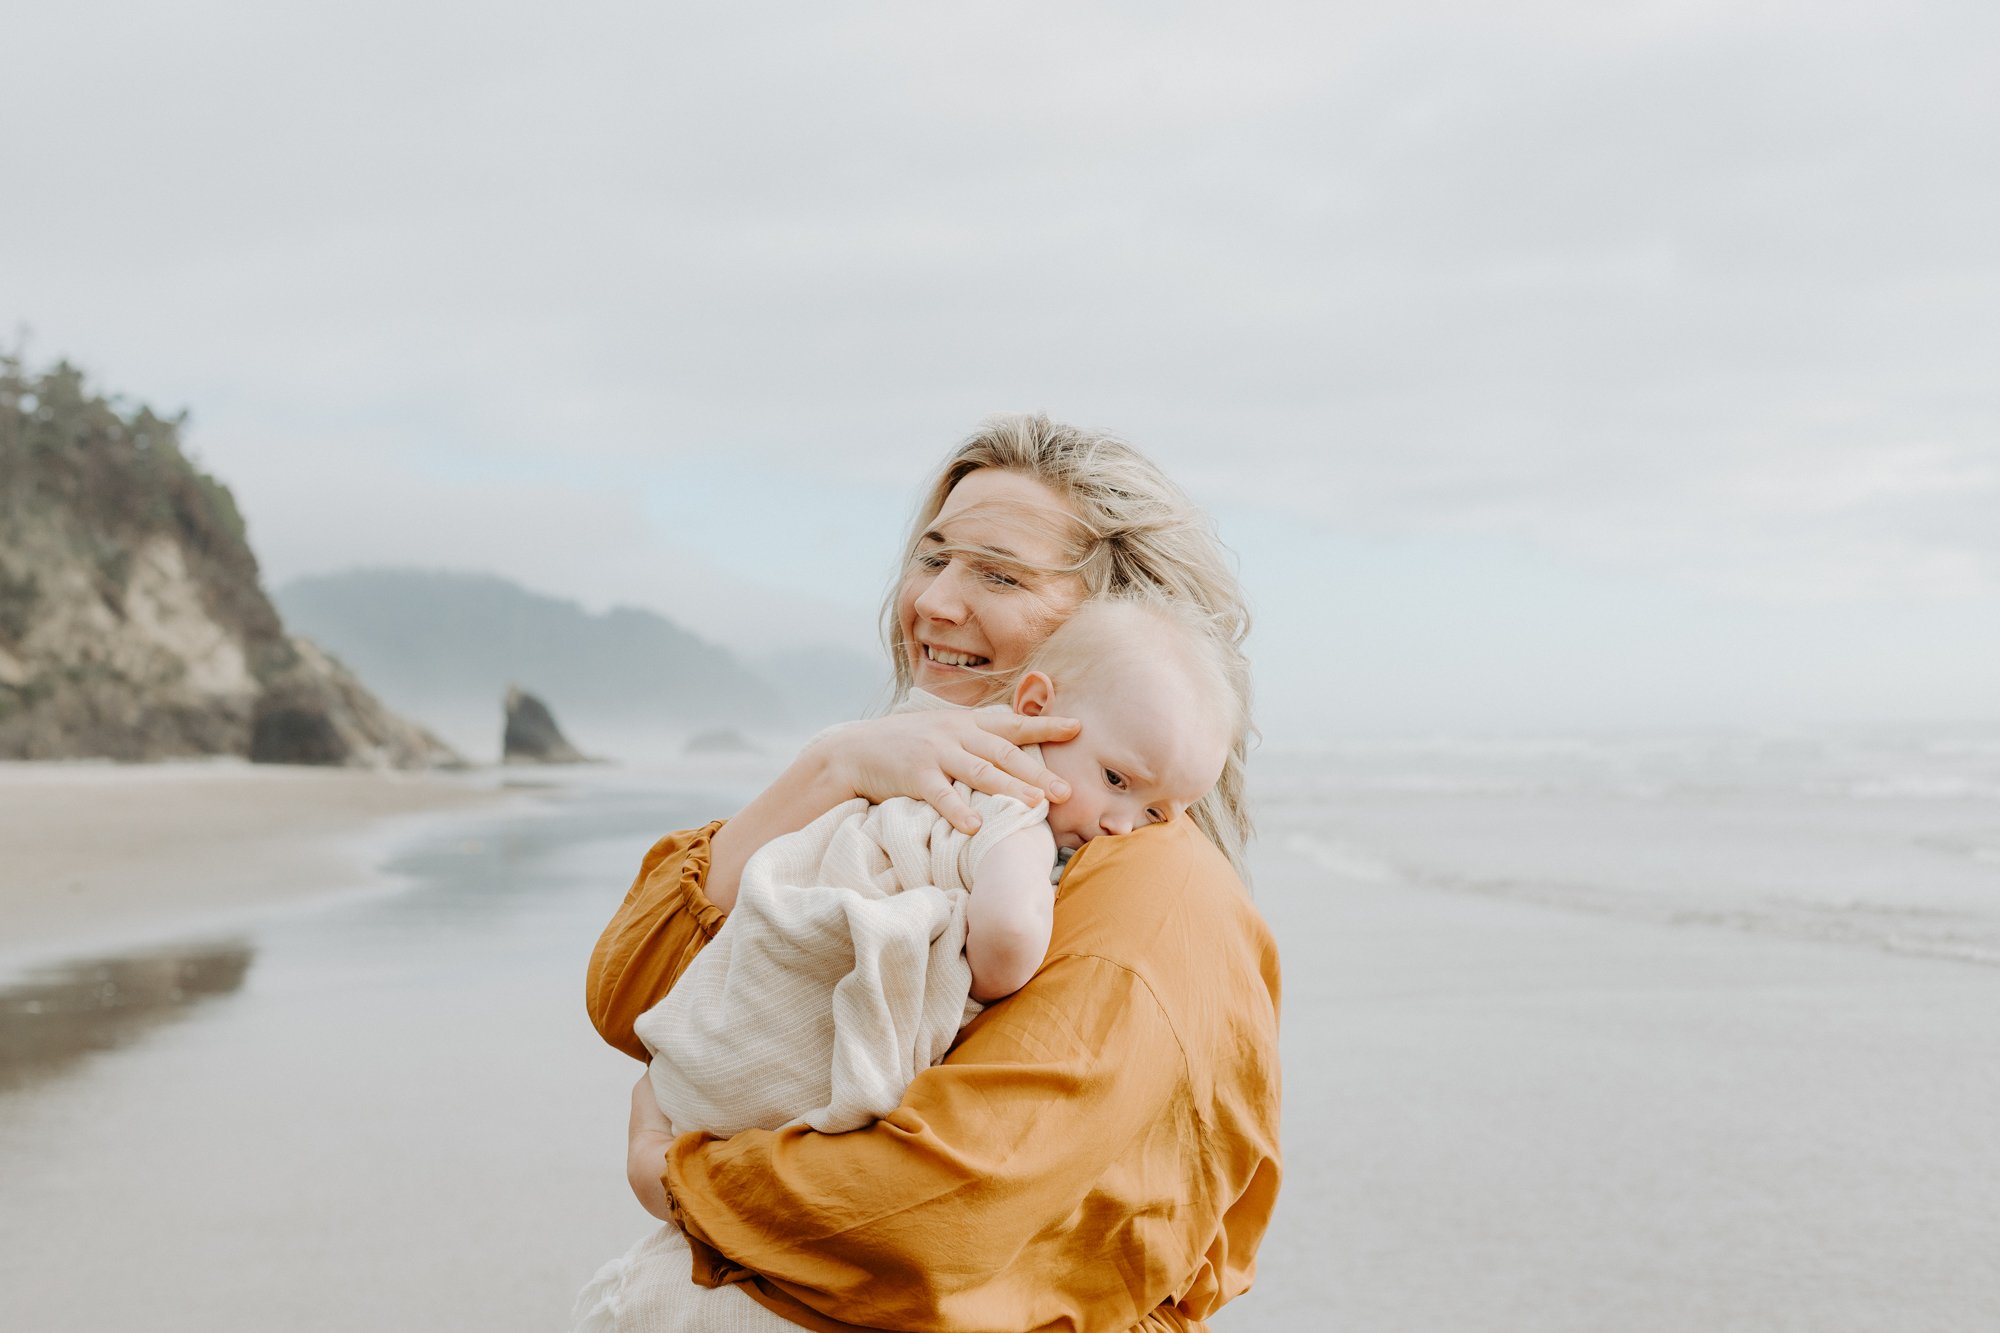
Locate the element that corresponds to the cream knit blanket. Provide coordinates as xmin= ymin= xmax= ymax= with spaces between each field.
xmin=637 ymin=773 xmax=1044 ymax=1135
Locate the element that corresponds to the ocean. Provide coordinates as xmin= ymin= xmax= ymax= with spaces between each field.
xmin=1256 ymin=723 xmax=2000 ymax=967
xmin=1246 ymin=723 xmax=2000 ymax=1332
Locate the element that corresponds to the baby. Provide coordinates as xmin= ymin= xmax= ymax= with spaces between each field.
xmin=964 ymin=590 xmax=1240 ymax=999
xmin=569 ymin=592 xmax=1240 ymax=1332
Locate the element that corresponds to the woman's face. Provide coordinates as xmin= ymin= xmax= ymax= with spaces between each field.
xmin=897 ymin=467 xmax=1086 ymax=706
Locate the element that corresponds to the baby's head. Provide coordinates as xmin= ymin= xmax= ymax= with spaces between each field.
xmin=1011 ymin=591 xmax=1244 ymax=852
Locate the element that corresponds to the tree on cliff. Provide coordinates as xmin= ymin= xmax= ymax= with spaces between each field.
xmin=0 ymin=352 xmax=455 ymax=767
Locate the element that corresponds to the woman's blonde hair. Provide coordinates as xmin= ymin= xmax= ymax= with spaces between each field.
xmin=882 ymin=413 xmax=1257 ymax=874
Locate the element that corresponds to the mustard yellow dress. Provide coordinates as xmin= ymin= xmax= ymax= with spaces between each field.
xmin=587 ymin=815 xmax=1282 ymax=1333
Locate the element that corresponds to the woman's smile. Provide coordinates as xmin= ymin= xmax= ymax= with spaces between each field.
xmin=920 ymin=643 xmax=991 ymax=670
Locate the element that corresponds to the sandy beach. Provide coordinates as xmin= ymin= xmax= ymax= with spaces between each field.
xmin=3 ymin=737 xmax=1998 ymax=1330
xmin=0 ymin=760 xmax=512 ymax=971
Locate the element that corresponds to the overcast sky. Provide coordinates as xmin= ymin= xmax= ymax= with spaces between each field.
xmin=4 ymin=1 xmax=1996 ymax=738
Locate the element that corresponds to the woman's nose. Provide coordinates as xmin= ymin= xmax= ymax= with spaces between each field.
xmin=912 ymin=565 xmax=968 ymax=623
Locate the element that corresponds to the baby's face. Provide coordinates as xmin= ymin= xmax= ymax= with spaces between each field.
xmin=1022 ymin=661 xmax=1229 ymax=853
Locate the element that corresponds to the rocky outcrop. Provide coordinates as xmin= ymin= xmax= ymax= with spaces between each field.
xmin=0 ymin=357 xmax=461 ymax=768
xmin=253 ymin=637 xmax=459 ymax=768
xmin=502 ymin=686 xmax=589 ymax=764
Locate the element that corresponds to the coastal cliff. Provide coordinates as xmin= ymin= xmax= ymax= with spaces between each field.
xmin=0 ymin=356 xmax=457 ymax=767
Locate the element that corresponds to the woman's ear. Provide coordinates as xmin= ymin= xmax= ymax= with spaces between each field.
xmin=1013 ymin=670 xmax=1055 ymax=717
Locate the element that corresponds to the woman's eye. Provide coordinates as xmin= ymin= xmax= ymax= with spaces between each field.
xmin=1104 ymin=769 xmax=1126 ymax=789
xmin=917 ymin=552 xmax=949 ymax=572
xmin=981 ymin=568 xmax=1021 ymax=589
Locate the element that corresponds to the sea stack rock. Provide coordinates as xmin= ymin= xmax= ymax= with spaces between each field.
xmin=503 ymin=685 xmax=588 ymax=764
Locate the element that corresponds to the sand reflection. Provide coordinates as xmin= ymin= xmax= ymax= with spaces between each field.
xmin=0 ymin=941 xmax=254 ymax=1093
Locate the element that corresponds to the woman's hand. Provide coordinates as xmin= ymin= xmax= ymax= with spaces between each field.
xmin=627 ymin=1071 xmax=677 ymax=1221
xmin=706 ymin=708 xmax=1080 ymax=914
xmin=816 ymin=707 xmax=1080 ymax=834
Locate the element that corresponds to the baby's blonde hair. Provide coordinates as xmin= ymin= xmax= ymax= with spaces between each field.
xmin=1016 ymin=590 xmax=1246 ymax=772
xmin=883 ymin=413 xmax=1256 ymax=874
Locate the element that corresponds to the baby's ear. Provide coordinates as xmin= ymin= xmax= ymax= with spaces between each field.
xmin=1013 ymin=670 xmax=1054 ymax=717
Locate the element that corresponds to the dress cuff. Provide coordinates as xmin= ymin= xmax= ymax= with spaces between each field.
xmin=678 ymin=820 xmax=731 ymax=940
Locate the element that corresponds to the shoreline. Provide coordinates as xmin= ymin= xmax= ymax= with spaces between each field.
xmin=0 ymin=759 xmax=524 ymax=975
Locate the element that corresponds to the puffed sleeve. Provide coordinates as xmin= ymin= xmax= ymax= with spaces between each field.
xmin=586 ymin=821 xmax=730 ymax=1062
xmin=660 ymin=951 xmax=1207 ymax=1333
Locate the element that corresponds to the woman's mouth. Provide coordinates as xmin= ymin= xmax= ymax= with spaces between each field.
xmin=922 ymin=644 xmax=991 ymax=670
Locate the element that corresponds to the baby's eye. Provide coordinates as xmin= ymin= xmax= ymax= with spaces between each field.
xmin=1146 ymin=807 xmax=1166 ymax=823
xmin=1103 ymin=768 xmax=1126 ymax=790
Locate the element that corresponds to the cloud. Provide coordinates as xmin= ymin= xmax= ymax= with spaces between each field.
xmin=5 ymin=0 xmax=1997 ymax=728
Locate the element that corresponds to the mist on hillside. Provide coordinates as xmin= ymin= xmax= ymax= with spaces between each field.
xmin=276 ymin=568 xmax=887 ymax=762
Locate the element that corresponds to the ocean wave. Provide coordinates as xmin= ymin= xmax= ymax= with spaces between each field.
xmin=1839 ymin=776 xmax=2000 ymax=801
xmin=1337 ymin=863 xmax=2000 ymax=970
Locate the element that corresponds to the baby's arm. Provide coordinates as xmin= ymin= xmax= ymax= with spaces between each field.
xmin=964 ymin=821 xmax=1059 ymax=1003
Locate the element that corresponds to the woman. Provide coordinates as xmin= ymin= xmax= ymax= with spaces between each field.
xmin=588 ymin=415 xmax=1280 ymax=1333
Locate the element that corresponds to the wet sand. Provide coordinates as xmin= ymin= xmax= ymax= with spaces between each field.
xmin=0 ymin=766 xmax=696 ymax=1333
xmin=0 ymin=760 xmax=510 ymax=971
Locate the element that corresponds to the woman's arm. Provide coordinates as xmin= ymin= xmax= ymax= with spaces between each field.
xmin=704 ymin=709 xmax=1079 ymax=913
xmin=626 ymin=1071 xmax=676 ymax=1220
xmin=622 ymin=820 xmax=1284 ymax=1331
xmin=657 ymin=954 xmax=1205 ymax=1332
xmin=588 ymin=823 xmax=730 ymax=1061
